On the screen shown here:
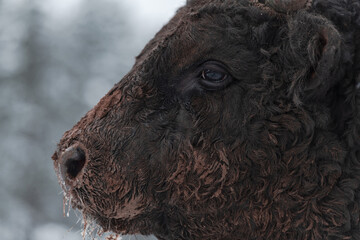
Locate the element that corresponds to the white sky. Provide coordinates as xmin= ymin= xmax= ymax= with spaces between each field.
xmin=42 ymin=0 xmax=186 ymax=25
xmin=123 ymin=0 xmax=186 ymax=44
xmin=38 ymin=0 xmax=83 ymax=19
xmin=40 ymin=0 xmax=186 ymax=44
xmin=123 ymin=0 xmax=186 ymax=23
xmin=38 ymin=0 xmax=186 ymax=108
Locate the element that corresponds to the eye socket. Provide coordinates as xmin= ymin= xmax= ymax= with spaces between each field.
xmin=198 ymin=62 xmax=233 ymax=90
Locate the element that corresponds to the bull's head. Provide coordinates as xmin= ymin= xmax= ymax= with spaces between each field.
xmin=53 ymin=0 xmax=358 ymax=239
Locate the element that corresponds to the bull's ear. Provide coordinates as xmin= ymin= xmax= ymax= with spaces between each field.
xmin=287 ymin=13 xmax=345 ymax=103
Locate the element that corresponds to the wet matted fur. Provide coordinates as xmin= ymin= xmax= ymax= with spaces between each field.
xmin=52 ymin=0 xmax=360 ymax=239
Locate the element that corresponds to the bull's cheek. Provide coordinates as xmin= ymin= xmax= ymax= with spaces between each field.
xmin=91 ymin=194 xmax=145 ymax=221
xmin=80 ymin=178 xmax=139 ymax=219
xmin=112 ymin=196 xmax=144 ymax=219
xmin=167 ymin=148 xmax=233 ymax=209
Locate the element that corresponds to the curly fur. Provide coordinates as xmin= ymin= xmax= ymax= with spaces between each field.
xmin=52 ymin=0 xmax=360 ymax=239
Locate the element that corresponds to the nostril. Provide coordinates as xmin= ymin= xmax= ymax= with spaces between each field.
xmin=61 ymin=146 xmax=87 ymax=181
xmin=66 ymin=148 xmax=86 ymax=179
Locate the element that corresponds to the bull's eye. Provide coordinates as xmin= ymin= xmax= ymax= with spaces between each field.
xmin=201 ymin=69 xmax=227 ymax=82
xmin=198 ymin=61 xmax=233 ymax=90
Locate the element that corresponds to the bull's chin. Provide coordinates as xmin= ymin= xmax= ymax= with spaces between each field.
xmin=75 ymin=206 xmax=127 ymax=235
xmin=85 ymin=211 xmax=143 ymax=236
xmin=71 ymin=200 xmax=140 ymax=236
xmin=66 ymin=192 xmax=116 ymax=233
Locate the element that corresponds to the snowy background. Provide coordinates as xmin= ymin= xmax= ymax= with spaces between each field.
xmin=0 ymin=0 xmax=185 ymax=239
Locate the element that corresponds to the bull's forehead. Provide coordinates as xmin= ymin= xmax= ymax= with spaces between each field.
xmin=134 ymin=0 xmax=254 ymax=79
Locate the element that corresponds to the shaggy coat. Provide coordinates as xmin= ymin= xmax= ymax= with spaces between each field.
xmin=53 ymin=0 xmax=360 ymax=239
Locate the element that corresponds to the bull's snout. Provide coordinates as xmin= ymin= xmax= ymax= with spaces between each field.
xmin=59 ymin=145 xmax=87 ymax=185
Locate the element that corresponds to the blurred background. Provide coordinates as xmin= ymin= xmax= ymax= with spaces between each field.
xmin=0 ymin=0 xmax=185 ymax=239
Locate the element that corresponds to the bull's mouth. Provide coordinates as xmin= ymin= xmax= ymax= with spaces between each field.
xmin=64 ymin=189 xmax=114 ymax=233
xmin=62 ymin=183 xmax=137 ymax=235
xmin=68 ymin=197 xmax=133 ymax=235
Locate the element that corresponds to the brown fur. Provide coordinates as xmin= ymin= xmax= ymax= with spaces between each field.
xmin=53 ymin=0 xmax=360 ymax=239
